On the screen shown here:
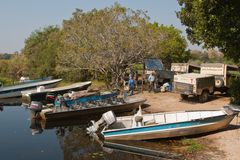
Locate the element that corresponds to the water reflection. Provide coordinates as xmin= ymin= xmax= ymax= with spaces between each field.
xmin=0 ymin=106 xmax=3 ymax=111
xmin=30 ymin=118 xmax=43 ymax=135
xmin=30 ymin=118 xmax=181 ymax=160
xmin=0 ymin=97 xmax=22 ymax=106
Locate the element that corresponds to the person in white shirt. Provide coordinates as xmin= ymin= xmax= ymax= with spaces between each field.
xmin=148 ymin=72 xmax=155 ymax=92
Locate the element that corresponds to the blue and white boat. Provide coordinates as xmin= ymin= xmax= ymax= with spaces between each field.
xmin=98 ymin=106 xmax=239 ymax=140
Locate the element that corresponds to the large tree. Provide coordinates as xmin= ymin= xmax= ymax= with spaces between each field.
xmin=177 ymin=0 xmax=240 ymax=62
xmin=57 ymin=4 xmax=188 ymax=84
xmin=57 ymin=5 xmax=166 ymax=85
xmin=22 ymin=26 xmax=60 ymax=78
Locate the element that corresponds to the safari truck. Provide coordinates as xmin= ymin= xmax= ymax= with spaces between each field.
xmin=173 ymin=73 xmax=215 ymax=103
xmin=200 ymin=63 xmax=239 ymax=93
xmin=171 ymin=63 xmax=200 ymax=74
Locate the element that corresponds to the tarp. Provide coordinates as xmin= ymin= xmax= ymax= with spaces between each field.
xmin=144 ymin=59 xmax=164 ymax=71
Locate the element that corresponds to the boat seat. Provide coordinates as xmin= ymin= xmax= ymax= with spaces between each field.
xmin=154 ymin=114 xmax=165 ymax=124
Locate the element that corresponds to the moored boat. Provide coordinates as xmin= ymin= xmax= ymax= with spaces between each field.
xmin=88 ymin=106 xmax=239 ymax=140
xmin=21 ymin=81 xmax=92 ymax=103
xmin=0 ymin=79 xmax=62 ymax=99
xmin=38 ymin=93 xmax=146 ymax=121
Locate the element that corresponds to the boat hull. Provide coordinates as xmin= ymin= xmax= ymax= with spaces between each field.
xmin=103 ymin=114 xmax=236 ymax=140
xmin=42 ymin=98 xmax=146 ymax=121
xmin=0 ymin=79 xmax=61 ymax=99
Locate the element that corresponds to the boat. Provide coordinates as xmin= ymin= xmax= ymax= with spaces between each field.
xmin=21 ymin=81 xmax=92 ymax=103
xmin=0 ymin=79 xmax=62 ymax=99
xmin=37 ymin=93 xmax=146 ymax=121
xmin=87 ymin=106 xmax=239 ymax=140
xmin=18 ymin=76 xmax=52 ymax=84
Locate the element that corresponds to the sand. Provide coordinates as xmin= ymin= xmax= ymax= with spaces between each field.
xmin=134 ymin=91 xmax=240 ymax=160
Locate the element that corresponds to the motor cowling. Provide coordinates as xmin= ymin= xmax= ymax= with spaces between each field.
xmin=86 ymin=111 xmax=116 ymax=134
xmin=29 ymin=101 xmax=43 ymax=119
xmin=102 ymin=110 xmax=116 ymax=126
xmin=29 ymin=101 xmax=43 ymax=112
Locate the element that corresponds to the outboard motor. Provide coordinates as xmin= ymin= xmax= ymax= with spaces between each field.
xmin=87 ymin=111 xmax=116 ymax=135
xmin=29 ymin=101 xmax=43 ymax=119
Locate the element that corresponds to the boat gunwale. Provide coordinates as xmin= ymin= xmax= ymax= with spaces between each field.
xmin=21 ymin=81 xmax=91 ymax=95
xmin=0 ymin=79 xmax=62 ymax=92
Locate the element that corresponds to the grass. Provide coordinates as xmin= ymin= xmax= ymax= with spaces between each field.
xmin=181 ymin=139 xmax=203 ymax=153
xmin=90 ymin=80 xmax=107 ymax=90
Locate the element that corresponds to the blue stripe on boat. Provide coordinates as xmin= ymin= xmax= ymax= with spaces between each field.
xmin=103 ymin=115 xmax=226 ymax=137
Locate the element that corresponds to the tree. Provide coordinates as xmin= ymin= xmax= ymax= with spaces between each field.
xmin=8 ymin=53 xmax=27 ymax=81
xmin=57 ymin=4 xmax=189 ymax=85
xmin=177 ymin=0 xmax=240 ymax=62
xmin=22 ymin=26 xmax=60 ymax=78
xmin=57 ymin=5 xmax=166 ymax=85
xmin=149 ymin=23 xmax=190 ymax=68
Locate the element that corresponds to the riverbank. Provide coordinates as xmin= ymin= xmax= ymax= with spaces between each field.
xmin=134 ymin=91 xmax=240 ymax=160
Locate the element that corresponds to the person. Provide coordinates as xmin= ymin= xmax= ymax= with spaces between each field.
xmin=129 ymin=68 xmax=135 ymax=80
xmin=148 ymin=72 xmax=155 ymax=93
xmin=135 ymin=70 xmax=139 ymax=89
xmin=128 ymin=76 xmax=135 ymax=96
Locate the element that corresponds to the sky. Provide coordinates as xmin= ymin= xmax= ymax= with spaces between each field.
xmin=0 ymin=0 xmax=201 ymax=53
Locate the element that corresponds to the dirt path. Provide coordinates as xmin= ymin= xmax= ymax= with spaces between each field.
xmin=134 ymin=91 xmax=240 ymax=160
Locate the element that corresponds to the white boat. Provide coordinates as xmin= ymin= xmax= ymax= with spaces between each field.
xmin=88 ymin=106 xmax=239 ymax=140
xmin=0 ymin=79 xmax=62 ymax=99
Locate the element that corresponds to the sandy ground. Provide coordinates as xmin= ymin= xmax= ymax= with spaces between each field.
xmin=134 ymin=91 xmax=240 ymax=160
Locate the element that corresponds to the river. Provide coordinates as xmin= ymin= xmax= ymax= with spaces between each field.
xmin=0 ymin=101 xmax=182 ymax=160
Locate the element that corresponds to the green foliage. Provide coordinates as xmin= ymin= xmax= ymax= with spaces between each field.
xmin=0 ymin=77 xmax=13 ymax=86
xmin=0 ymin=53 xmax=27 ymax=82
xmin=177 ymin=0 xmax=240 ymax=62
xmin=181 ymin=139 xmax=203 ymax=153
xmin=22 ymin=26 xmax=60 ymax=78
xmin=229 ymin=78 xmax=240 ymax=105
xmin=148 ymin=23 xmax=190 ymax=68
xmin=0 ymin=53 xmax=13 ymax=59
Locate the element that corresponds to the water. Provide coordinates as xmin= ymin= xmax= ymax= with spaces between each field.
xmin=0 ymin=103 xmax=182 ymax=160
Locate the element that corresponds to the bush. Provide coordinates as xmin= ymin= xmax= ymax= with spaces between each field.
xmin=0 ymin=77 xmax=13 ymax=86
xmin=229 ymin=78 xmax=240 ymax=105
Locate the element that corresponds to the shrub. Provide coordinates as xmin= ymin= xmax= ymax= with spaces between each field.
xmin=229 ymin=78 xmax=240 ymax=105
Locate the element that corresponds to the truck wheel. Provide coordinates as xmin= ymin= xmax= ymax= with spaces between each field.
xmin=215 ymin=78 xmax=224 ymax=88
xmin=180 ymin=94 xmax=188 ymax=100
xmin=199 ymin=90 xmax=209 ymax=103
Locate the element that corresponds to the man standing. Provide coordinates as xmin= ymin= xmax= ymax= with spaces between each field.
xmin=148 ymin=72 xmax=155 ymax=92
xmin=128 ymin=76 xmax=135 ymax=96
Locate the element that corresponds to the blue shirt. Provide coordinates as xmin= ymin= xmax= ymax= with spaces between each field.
xmin=128 ymin=79 xmax=135 ymax=88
